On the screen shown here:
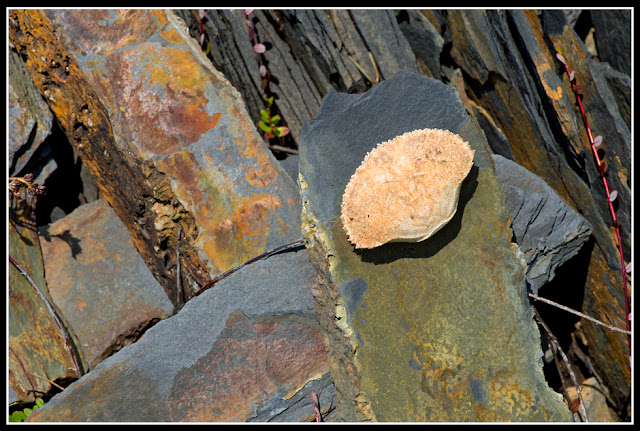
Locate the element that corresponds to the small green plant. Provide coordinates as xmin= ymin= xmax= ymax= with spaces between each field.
xmin=259 ymin=96 xmax=289 ymax=139
xmin=244 ymin=9 xmax=290 ymax=141
xmin=9 ymin=398 xmax=45 ymax=422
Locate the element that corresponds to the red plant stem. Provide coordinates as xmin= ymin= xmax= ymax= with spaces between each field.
xmin=244 ymin=10 xmax=270 ymax=111
xmin=198 ymin=10 xmax=205 ymax=48
xmin=9 ymin=254 xmax=83 ymax=376
xmin=559 ymin=61 xmax=630 ymax=350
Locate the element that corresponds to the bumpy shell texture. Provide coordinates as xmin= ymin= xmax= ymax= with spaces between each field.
xmin=340 ymin=128 xmax=475 ymax=249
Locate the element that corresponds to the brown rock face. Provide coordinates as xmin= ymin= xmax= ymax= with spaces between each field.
xmin=8 ymin=10 xmax=302 ymax=307
xmin=341 ymin=128 xmax=474 ymax=248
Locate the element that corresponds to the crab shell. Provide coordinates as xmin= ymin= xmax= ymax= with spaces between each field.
xmin=340 ymin=128 xmax=475 ymax=249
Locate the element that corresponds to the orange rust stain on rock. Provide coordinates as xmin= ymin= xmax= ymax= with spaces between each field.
xmin=245 ymin=161 xmax=280 ymax=187
xmin=159 ymin=26 xmax=185 ymax=45
xmin=202 ymin=194 xmax=282 ymax=274
xmin=233 ymin=137 xmax=280 ymax=187
xmin=200 ymin=150 xmax=214 ymax=166
xmin=156 ymin=150 xmax=206 ymax=207
xmin=532 ymin=55 xmax=563 ymax=101
xmin=94 ymin=43 xmax=222 ymax=157
xmin=155 ymin=149 xmax=284 ymax=276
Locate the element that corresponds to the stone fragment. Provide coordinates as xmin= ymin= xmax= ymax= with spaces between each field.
xmin=397 ymin=10 xmax=444 ymax=78
xmin=27 ymin=247 xmax=334 ymax=422
xmin=590 ymin=10 xmax=631 ymax=77
xmin=8 ymin=47 xmax=55 ymax=181
xmin=341 ymin=128 xmax=474 ymax=249
xmin=299 ymin=70 xmax=571 ymax=421
xmin=492 ymin=155 xmax=592 ymax=294
xmin=9 ymin=210 xmax=80 ymax=402
xmin=38 ymin=198 xmax=175 ymax=370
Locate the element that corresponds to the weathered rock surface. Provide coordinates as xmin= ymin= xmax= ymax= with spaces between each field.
xmin=8 ymin=47 xmax=55 ymax=182
xmin=175 ymin=9 xmax=422 ymax=146
xmin=9 ymin=10 xmax=302 ymax=307
xmin=492 ymin=154 xmax=592 ymax=295
xmin=38 ymin=198 xmax=175 ymax=371
xmin=441 ymin=10 xmax=630 ymax=414
xmin=299 ymin=70 xmax=571 ymax=422
xmin=9 ymin=207 xmax=80 ymax=403
xmin=27 ymin=246 xmax=334 ymax=422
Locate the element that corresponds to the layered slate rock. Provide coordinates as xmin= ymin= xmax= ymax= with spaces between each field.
xmin=442 ymin=10 xmax=630 ymax=412
xmin=38 ymin=198 xmax=175 ymax=370
xmin=299 ymin=70 xmax=571 ymax=421
xmin=175 ymin=9 xmax=422 ymax=145
xmin=8 ymin=10 xmax=302 ymax=307
xmin=492 ymin=155 xmax=592 ymax=294
xmin=8 ymin=47 xmax=55 ymax=182
xmin=27 ymin=247 xmax=335 ymax=422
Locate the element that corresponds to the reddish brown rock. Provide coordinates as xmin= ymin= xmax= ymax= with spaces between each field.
xmin=8 ymin=10 xmax=301 ymax=308
xmin=9 ymin=204 xmax=81 ymax=402
xmin=168 ymin=312 xmax=328 ymax=422
xmin=39 ymin=198 xmax=175 ymax=370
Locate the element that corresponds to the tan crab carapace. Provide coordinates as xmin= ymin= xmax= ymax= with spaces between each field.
xmin=340 ymin=128 xmax=475 ymax=249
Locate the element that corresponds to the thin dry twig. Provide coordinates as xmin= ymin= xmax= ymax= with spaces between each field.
xmin=529 ymin=293 xmax=630 ymax=335
xmin=533 ymin=307 xmax=588 ymax=422
xmin=268 ymin=144 xmax=298 ymax=155
xmin=9 ymin=254 xmax=83 ymax=377
xmin=26 ymin=371 xmax=65 ymax=391
xmin=195 ymin=238 xmax=305 ymax=296
xmin=368 ymin=51 xmax=380 ymax=84
xmin=347 ymin=54 xmax=375 ymax=85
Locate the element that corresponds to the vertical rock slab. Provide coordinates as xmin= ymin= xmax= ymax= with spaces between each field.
xmin=443 ymin=10 xmax=630 ymax=413
xmin=27 ymin=247 xmax=334 ymax=422
xmin=8 ymin=10 xmax=301 ymax=306
xmin=39 ymin=199 xmax=175 ymax=370
xmin=492 ymin=154 xmax=592 ymax=294
xmin=9 ymin=208 xmax=81 ymax=402
xmin=299 ymin=70 xmax=571 ymax=421
xmin=8 ymin=46 xmax=55 ymax=181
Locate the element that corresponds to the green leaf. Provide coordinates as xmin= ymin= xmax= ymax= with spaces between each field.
xmin=260 ymin=109 xmax=270 ymax=122
xmin=267 ymin=96 xmax=274 ymax=107
xmin=35 ymin=398 xmax=45 ymax=408
xmin=270 ymin=114 xmax=280 ymax=125
xmin=9 ymin=411 xmax=26 ymax=422
xmin=259 ymin=121 xmax=272 ymax=133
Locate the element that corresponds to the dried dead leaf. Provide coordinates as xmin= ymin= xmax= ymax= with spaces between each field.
xmin=341 ymin=128 xmax=475 ymax=248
